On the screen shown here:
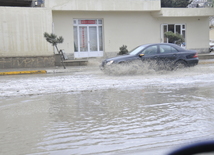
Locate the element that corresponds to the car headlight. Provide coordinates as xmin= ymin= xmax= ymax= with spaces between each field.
xmin=106 ymin=60 xmax=114 ymax=65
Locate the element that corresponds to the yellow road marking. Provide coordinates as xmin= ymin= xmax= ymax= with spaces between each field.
xmin=0 ymin=70 xmax=47 ymax=75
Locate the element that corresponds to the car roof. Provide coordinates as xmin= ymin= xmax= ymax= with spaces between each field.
xmin=139 ymin=43 xmax=184 ymax=50
xmin=140 ymin=43 xmax=177 ymax=46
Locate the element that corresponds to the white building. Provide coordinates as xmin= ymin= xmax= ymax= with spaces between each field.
xmin=0 ymin=0 xmax=214 ymax=68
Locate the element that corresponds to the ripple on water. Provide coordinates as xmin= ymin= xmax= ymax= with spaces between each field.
xmin=1 ymin=65 xmax=214 ymax=154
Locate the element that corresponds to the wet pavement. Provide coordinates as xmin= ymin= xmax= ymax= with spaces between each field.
xmin=1 ymin=63 xmax=214 ymax=155
xmin=0 ymin=57 xmax=213 ymax=75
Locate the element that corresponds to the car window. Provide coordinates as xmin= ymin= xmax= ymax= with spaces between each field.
xmin=129 ymin=45 xmax=147 ymax=55
xmin=159 ymin=45 xmax=178 ymax=54
xmin=141 ymin=45 xmax=158 ymax=55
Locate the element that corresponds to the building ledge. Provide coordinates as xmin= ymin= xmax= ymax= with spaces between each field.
xmin=46 ymin=0 xmax=161 ymax=11
xmin=152 ymin=8 xmax=214 ymax=17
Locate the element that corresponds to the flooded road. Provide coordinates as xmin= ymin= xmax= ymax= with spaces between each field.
xmin=1 ymin=64 xmax=214 ymax=155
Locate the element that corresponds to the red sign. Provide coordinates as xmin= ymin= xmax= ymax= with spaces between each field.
xmin=81 ymin=20 xmax=96 ymax=24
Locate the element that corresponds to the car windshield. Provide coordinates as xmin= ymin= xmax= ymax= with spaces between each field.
xmin=129 ymin=45 xmax=147 ymax=55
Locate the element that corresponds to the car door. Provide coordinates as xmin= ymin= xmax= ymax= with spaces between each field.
xmin=157 ymin=44 xmax=178 ymax=69
xmin=139 ymin=45 xmax=159 ymax=68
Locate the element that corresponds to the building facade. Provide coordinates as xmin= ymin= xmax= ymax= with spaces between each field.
xmin=0 ymin=0 xmax=214 ymax=68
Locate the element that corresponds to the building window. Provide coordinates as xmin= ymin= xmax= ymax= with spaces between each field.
xmin=162 ymin=24 xmax=186 ymax=46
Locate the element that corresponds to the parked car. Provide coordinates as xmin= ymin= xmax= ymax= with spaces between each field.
xmin=100 ymin=43 xmax=198 ymax=72
xmin=209 ymin=40 xmax=214 ymax=52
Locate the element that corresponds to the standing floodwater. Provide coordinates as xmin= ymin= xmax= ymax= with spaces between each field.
xmin=0 ymin=64 xmax=214 ymax=155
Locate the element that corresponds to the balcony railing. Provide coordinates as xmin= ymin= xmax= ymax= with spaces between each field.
xmin=0 ymin=0 xmax=44 ymax=7
xmin=188 ymin=0 xmax=213 ymax=8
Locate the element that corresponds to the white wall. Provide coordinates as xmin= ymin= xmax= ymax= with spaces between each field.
xmin=0 ymin=7 xmax=53 ymax=57
xmin=158 ymin=16 xmax=209 ymax=50
xmin=53 ymin=11 xmax=160 ymax=54
xmin=210 ymin=28 xmax=214 ymax=40
xmin=46 ymin=0 xmax=160 ymax=11
xmin=53 ymin=10 xmax=210 ymax=55
xmin=104 ymin=12 xmax=160 ymax=52
xmin=187 ymin=17 xmax=210 ymax=50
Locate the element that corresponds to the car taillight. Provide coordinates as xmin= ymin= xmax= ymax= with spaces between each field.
xmin=193 ymin=53 xmax=198 ymax=58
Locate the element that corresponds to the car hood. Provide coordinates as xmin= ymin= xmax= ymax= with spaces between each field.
xmin=105 ymin=54 xmax=136 ymax=62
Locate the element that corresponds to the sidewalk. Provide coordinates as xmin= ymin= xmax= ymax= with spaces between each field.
xmin=198 ymin=59 xmax=214 ymax=64
xmin=0 ymin=65 xmax=100 ymax=75
xmin=0 ymin=59 xmax=213 ymax=75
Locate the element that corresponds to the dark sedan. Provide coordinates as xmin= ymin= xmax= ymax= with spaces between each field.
xmin=100 ymin=43 xmax=198 ymax=72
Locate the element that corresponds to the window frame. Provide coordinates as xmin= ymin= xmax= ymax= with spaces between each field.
xmin=161 ymin=24 xmax=186 ymax=45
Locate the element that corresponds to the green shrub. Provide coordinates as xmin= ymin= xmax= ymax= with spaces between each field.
xmin=164 ymin=31 xmax=185 ymax=45
xmin=118 ymin=45 xmax=128 ymax=55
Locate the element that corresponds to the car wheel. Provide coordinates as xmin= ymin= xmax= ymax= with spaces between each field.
xmin=120 ymin=61 xmax=140 ymax=74
xmin=103 ymin=64 xmax=118 ymax=75
xmin=173 ymin=60 xmax=187 ymax=70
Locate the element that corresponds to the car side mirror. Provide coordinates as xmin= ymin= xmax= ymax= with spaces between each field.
xmin=139 ymin=54 xmax=145 ymax=57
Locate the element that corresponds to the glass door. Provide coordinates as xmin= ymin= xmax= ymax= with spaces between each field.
xmin=73 ymin=19 xmax=103 ymax=58
xmin=89 ymin=26 xmax=98 ymax=52
xmin=79 ymin=26 xmax=88 ymax=52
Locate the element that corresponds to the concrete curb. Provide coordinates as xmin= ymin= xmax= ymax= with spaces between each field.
xmin=199 ymin=61 xmax=214 ymax=64
xmin=0 ymin=70 xmax=47 ymax=75
xmin=0 ymin=60 xmax=214 ymax=75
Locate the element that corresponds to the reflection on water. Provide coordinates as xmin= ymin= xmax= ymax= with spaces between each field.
xmin=1 ymin=84 xmax=214 ymax=155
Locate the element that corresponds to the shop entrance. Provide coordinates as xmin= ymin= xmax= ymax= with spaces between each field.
xmin=73 ymin=19 xmax=103 ymax=58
